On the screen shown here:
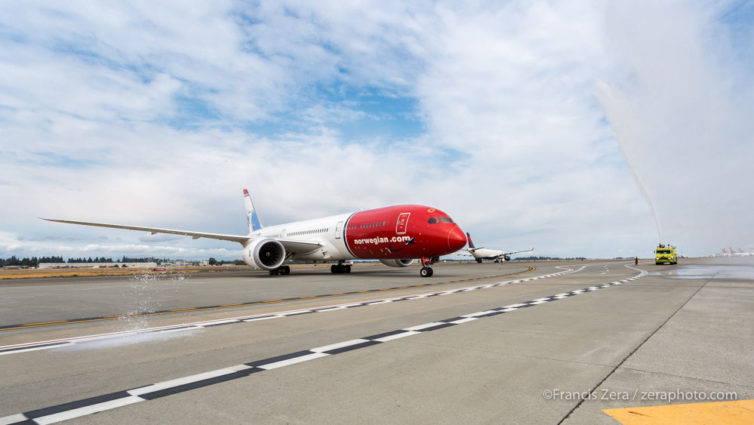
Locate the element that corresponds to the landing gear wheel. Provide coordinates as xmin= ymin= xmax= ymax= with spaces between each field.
xmin=270 ymin=266 xmax=290 ymax=276
xmin=476 ymin=259 xmax=482 ymax=264
xmin=331 ymin=262 xmax=351 ymax=274
xmin=420 ymin=266 xmax=433 ymax=277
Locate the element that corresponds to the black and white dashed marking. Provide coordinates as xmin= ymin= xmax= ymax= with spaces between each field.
xmin=0 ymin=266 xmax=646 ymax=424
xmin=0 ymin=267 xmax=579 ymax=356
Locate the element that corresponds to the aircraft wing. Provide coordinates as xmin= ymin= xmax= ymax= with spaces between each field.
xmin=498 ymin=248 xmax=534 ymax=257
xmin=42 ymin=218 xmax=251 ymax=245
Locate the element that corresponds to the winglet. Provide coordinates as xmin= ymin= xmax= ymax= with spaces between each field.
xmin=243 ymin=189 xmax=262 ymax=232
xmin=466 ymin=232 xmax=475 ymax=249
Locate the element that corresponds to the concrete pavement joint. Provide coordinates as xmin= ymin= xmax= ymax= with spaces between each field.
xmin=556 ymin=269 xmax=707 ymax=425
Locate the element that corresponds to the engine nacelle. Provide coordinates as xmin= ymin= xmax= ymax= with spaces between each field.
xmin=503 ymin=255 xmax=511 ymax=262
xmin=243 ymin=238 xmax=286 ymax=271
xmin=379 ymin=259 xmax=414 ymax=268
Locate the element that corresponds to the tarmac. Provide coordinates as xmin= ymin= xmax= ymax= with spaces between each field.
xmin=0 ymin=259 xmax=752 ymax=424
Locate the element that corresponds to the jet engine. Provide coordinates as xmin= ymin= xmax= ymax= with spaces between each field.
xmin=504 ymin=255 xmax=511 ymax=261
xmin=379 ymin=259 xmax=414 ymax=267
xmin=243 ymin=238 xmax=286 ymax=270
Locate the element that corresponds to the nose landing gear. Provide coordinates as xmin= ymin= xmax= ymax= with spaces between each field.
xmin=419 ymin=256 xmax=434 ymax=277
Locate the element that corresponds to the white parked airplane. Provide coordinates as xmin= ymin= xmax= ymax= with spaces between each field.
xmin=466 ymin=233 xmax=533 ymax=263
xmin=44 ymin=189 xmax=467 ymax=277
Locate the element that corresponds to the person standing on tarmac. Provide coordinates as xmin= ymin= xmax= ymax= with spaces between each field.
xmin=635 ymin=256 xmax=639 ymax=265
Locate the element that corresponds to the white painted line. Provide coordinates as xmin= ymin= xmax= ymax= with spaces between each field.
xmin=198 ymin=319 xmax=239 ymax=327
xmin=243 ymin=315 xmax=282 ymax=322
xmin=529 ymin=300 xmax=548 ymax=305
xmin=34 ymin=395 xmax=143 ymax=425
xmin=364 ymin=300 xmax=391 ymax=305
xmin=283 ymin=310 xmax=313 ymax=316
xmin=448 ymin=317 xmax=478 ymax=325
xmin=403 ymin=322 xmax=446 ymax=331
xmin=152 ymin=326 xmax=201 ymax=335
xmin=258 ymin=352 xmax=329 ymax=370
xmin=504 ymin=303 xmax=527 ymax=308
xmin=0 ymin=413 xmax=28 ymax=425
xmin=314 ymin=306 xmax=346 ymax=312
xmin=311 ymin=339 xmax=370 ymax=353
xmin=532 ymin=298 xmax=551 ymax=302
xmin=0 ymin=342 xmax=73 ymax=357
xmin=128 ymin=365 xmax=252 ymax=396
xmin=464 ymin=310 xmax=498 ymax=318
xmin=374 ymin=330 xmax=420 ymax=342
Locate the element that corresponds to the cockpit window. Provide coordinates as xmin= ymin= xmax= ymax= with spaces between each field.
xmin=428 ymin=216 xmax=453 ymax=224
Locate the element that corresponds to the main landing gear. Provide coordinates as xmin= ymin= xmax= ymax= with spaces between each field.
xmin=420 ymin=256 xmax=434 ymax=278
xmin=331 ymin=261 xmax=352 ymax=274
xmin=269 ymin=265 xmax=290 ymax=276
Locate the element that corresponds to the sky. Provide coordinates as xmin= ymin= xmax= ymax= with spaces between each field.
xmin=1 ymin=0 xmax=752 ymax=261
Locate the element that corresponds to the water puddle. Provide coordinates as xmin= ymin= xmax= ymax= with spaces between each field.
xmin=665 ymin=265 xmax=754 ymax=280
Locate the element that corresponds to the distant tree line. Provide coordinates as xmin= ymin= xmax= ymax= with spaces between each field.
xmin=0 ymin=256 xmax=177 ymax=267
xmin=519 ymin=256 xmax=588 ymax=260
xmin=66 ymin=257 xmax=115 ymax=263
xmin=208 ymin=258 xmax=246 ymax=266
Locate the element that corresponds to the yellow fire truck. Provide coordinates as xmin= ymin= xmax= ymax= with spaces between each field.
xmin=655 ymin=244 xmax=678 ymax=265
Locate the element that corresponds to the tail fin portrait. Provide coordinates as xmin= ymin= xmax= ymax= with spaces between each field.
xmin=244 ymin=189 xmax=263 ymax=232
xmin=466 ymin=232 xmax=475 ymax=249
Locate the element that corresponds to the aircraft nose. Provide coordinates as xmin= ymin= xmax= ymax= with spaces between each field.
xmin=447 ymin=225 xmax=467 ymax=251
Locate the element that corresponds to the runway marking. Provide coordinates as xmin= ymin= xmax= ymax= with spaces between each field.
xmin=0 ymin=267 xmax=582 ymax=356
xmin=0 ymin=266 xmax=647 ymax=425
xmin=603 ymin=399 xmax=754 ymax=425
xmin=0 ymin=267 xmax=538 ymax=332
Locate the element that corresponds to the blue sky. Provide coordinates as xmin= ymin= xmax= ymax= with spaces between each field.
xmin=1 ymin=1 xmax=752 ymax=260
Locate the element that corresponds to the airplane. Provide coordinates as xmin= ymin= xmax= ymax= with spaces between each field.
xmin=43 ymin=189 xmax=467 ymax=277
xmin=721 ymin=248 xmax=753 ymax=257
xmin=465 ymin=232 xmax=533 ymax=263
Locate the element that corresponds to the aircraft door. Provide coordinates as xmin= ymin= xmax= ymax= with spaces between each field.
xmin=335 ymin=221 xmax=343 ymax=239
xmin=396 ymin=212 xmax=410 ymax=235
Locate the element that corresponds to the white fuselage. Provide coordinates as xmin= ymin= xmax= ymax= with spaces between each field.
xmin=469 ymin=248 xmax=507 ymax=260
xmin=253 ymin=213 xmax=355 ymax=261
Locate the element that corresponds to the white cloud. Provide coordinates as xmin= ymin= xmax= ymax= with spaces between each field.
xmin=2 ymin=1 xmax=748 ymax=260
